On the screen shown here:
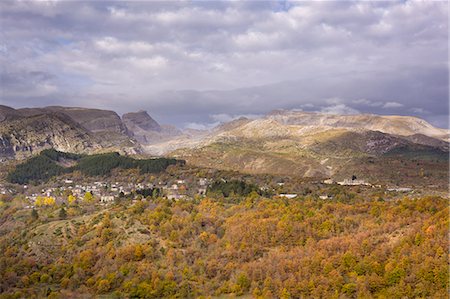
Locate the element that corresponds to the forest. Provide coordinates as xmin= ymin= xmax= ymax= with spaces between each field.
xmin=207 ymin=179 xmax=264 ymax=198
xmin=7 ymin=149 xmax=184 ymax=184
xmin=0 ymin=191 xmax=447 ymax=298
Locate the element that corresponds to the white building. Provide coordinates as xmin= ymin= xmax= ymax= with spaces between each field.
xmin=279 ymin=194 xmax=297 ymax=199
xmin=337 ymin=179 xmax=370 ymax=186
xmin=199 ymin=178 xmax=209 ymax=186
xmin=323 ymin=179 xmax=334 ymax=185
xmin=100 ymin=196 xmax=115 ymax=203
xmin=167 ymin=193 xmax=185 ymax=200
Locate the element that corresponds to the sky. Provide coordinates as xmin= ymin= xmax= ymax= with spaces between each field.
xmin=0 ymin=0 xmax=448 ymax=129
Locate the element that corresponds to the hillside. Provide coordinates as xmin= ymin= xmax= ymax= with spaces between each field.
xmin=1 ymin=105 xmax=448 ymax=186
xmin=168 ymin=112 xmax=449 ymax=186
xmin=7 ymin=149 xmax=184 ymax=184
xmin=0 ymin=193 xmax=447 ymax=298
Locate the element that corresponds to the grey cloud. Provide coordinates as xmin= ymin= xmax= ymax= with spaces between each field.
xmin=0 ymin=0 xmax=448 ymax=129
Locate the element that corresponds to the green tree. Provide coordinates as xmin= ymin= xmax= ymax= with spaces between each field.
xmin=59 ymin=208 xmax=67 ymax=220
xmin=31 ymin=208 xmax=39 ymax=221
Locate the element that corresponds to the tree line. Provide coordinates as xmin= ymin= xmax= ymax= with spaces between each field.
xmin=7 ymin=149 xmax=184 ymax=184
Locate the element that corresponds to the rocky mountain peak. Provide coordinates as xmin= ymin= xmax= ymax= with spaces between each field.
xmin=122 ymin=110 xmax=162 ymax=132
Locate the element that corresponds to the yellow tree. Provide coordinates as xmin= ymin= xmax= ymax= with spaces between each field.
xmin=43 ymin=197 xmax=56 ymax=206
xmin=84 ymin=192 xmax=94 ymax=203
xmin=68 ymin=195 xmax=77 ymax=205
xmin=35 ymin=196 xmax=44 ymax=207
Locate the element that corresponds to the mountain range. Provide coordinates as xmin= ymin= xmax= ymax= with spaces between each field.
xmin=0 ymin=105 xmax=183 ymax=159
xmin=1 ymin=104 xmax=448 ymax=184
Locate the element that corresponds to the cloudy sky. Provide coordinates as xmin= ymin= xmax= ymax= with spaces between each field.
xmin=0 ymin=0 xmax=448 ymax=128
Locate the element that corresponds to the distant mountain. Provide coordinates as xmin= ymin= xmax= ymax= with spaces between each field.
xmin=166 ymin=110 xmax=449 ymax=185
xmin=0 ymin=105 xmax=192 ymax=159
xmin=123 ymin=111 xmax=162 ymax=132
xmin=1 ymin=104 xmax=448 ymax=186
xmin=122 ymin=110 xmax=182 ymax=144
xmin=0 ymin=105 xmax=140 ymax=159
xmin=267 ymin=110 xmax=449 ymax=140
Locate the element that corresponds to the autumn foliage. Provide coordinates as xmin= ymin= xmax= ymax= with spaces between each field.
xmin=0 ymin=195 xmax=447 ymax=298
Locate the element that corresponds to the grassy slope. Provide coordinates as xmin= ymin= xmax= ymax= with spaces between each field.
xmin=173 ymin=132 xmax=449 ymax=189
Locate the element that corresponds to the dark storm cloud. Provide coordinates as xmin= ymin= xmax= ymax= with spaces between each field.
xmin=0 ymin=0 xmax=448 ymax=128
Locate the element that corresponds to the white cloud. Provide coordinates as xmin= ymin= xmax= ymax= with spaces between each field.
xmin=382 ymin=102 xmax=404 ymax=109
xmin=95 ymin=37 xmax=154 ymax=54
xmin=210 ymin=113 xmax=234 ymax=123
xmin=0 ymin=1 xmax=447 ymax=127
xmin=210 ymin=113 xmax=261 ymax=123
xmin=320 ymin=104 xmax=360 ymax=115
xmin=353 ymin=98 xmax=383 ymax=107
xmin=325 ymin=97 xmax=344 ymax=105
xmin=184 ymin=122 xmax=216 ymax=130
xmin=299 ymin=104 xmax=314 ymax=108
xmin=409 ymin=107 xmax=430 ymax=114
xmin=183 ymin=113 xmax=262 ymax=130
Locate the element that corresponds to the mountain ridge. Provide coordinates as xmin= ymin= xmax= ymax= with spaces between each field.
xmin=1 ymin=105 xmax=448 ymax=179
xmin=265 ymin=110 xmax=449 ymax=140
xmin=165 ymin=110 xmax=449 ymax=183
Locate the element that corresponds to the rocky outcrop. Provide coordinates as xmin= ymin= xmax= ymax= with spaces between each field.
xmin=123 ymin=111 xmax=162 ymax=132
xmin=122 ymin=111 xmax=182 ymax=144
xmin=0 ymin=112 xmax=101 ymax=159
xmin=0 ymin=105 xmax=141 ymax=159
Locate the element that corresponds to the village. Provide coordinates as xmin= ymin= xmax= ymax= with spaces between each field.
xmin=0 ymin=170 xmax=421 ymax=211
xmin=11 ymin=176 xmax=211 ymax=208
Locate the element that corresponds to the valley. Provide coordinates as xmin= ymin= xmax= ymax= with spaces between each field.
xmin=0 ymin=106 xmax=448 ymax=298
xmin=0 ymin=164 xmax=447 ymax=298
xmin=2 ymin=2 xmax=448 ymax=298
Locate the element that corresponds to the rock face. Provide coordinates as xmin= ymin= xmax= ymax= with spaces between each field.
xmin=18 ymin=106 xmax=128 ymax=134
xmin=0 ymin=112 xmax=101 ymax=159
xmin=0 ymin=105 xmax=140 ymax=159
xmin=122 ymin=111 xmax=182 ymax=144
xmin=123 ymin=111 xmax=162 ymax=132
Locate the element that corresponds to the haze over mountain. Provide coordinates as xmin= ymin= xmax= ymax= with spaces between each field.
xmin=1 ymin=104 xmax=448 ymax=185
